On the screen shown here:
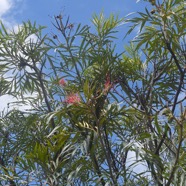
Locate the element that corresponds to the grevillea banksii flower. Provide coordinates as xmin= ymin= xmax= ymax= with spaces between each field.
xmin=104 ymin=73 xmax=113 ymax=93
xmin=64 ymin=93 xmax=81 ymax=105
xmin=59 ymin=78 xmax=66 ymax=86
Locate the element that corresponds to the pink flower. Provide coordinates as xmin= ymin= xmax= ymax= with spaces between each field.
xmin=59 ymin=78 xmax=66 ymax=86
xmin=104 ymin=80 xmax=111 ymax=90
xmin=104 ymin=74 xmax=112 ymax=92
xmin=64 ymin=94 xmax=81 ymax=105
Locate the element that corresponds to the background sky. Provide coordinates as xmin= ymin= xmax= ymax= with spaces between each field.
xmin=0 ymin=0 xmax=185 ymax=178
xmin=0 ymin=0 xmax=153 ymax=168
xmin=1 ymin=0 xmax=149 ymax=26
xmin=0 ymin=0 xmax=151 ymax=45
xmin=0 ymin=0 xmax=153 ymax=175
xmin=0 ymin=1 xmax=185 ymax=183
xmin=0 ymin=0 xmax=151 ymax=112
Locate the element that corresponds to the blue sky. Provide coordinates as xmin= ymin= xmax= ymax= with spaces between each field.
xmin=1 ymin=0 xmax=150 ymax=40
xmin=2 ymin=0 xmax=185 ymax=111
xmin=0 ymin=0 xmax=151 ymax=170
xmin=0 ymin=0 xmax=152 ymax=112
xmin=3 ymin=0 xmax=150 ymax=25
xmin=0 ymin=1 xmax=185 ymax=181
xmin=0 ymin=0 xmax=161 ymax=178
xmin=0 ymin=0 xmax=152 ymax=61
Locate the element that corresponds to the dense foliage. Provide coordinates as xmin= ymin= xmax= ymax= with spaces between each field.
xmin=0 ymin=0 xmax=185 ymax=185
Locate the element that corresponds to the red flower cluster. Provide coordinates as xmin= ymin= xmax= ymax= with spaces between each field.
xmin=64 ymin=94 xmax=81 ymax=105
xmin=59 ymin=78 xmax=80 ymax=105
xmin=59 ymin=78 xmax=66 ymax=86
xmin=104 ymin=73 xmax=113 ymax=92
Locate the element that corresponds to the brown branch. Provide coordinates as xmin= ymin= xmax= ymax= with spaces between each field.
xmin=166 ymin=42 xmax=183 ymax=74
xmin=90 ymin=153 xmax=106 ymax=186
xmin=0 ymin=157 xmax=16 ymax=186
xmin=155 ymin=125 xmax=169 ymax=155
xmin=172 ymin=70 xmax=185 ymax=113
xmin=66 ymin=111 xmax=106 ymax=185
xmin=165 ymin=124 xmax=183 ymax=186
xmin=160 ymin=11 xmax=183 ymax=74
xmin=53 ymin=14 xmax=82 ymax=85
xmin=97 ymin=123 xmax=118 ymax=185
xmin=103 ymin=125 xmax=119 ymax=178
xmin=25 ymin=61 xmax=55 ymax=129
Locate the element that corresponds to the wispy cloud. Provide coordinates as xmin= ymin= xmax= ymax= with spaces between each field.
xmin=0 ymin=0 xmax=25 ymax=26
xmin=0 ymin=0 xmax=37 ymax=112
xmin=0 ymin=94 xmax=36 ymax=112
xmin=0 ymin=0 xmax=12 ymax=17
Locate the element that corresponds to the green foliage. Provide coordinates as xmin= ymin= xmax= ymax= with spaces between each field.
xmin=0 ymin=0 xmax=185 ymax=185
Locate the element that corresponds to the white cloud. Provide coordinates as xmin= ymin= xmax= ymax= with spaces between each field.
xmin=0 ymin=0 xmax=12 ymax=18
xmin=0 ymin=0 xmax=37 ymax=113
xmin=0 ymin=94 xmax=35 ymax=112
xmin=127 ymin=150 xmax=147 ymax=174
xmin=0 ymin=0 xmax=25 ymax=28
xmin=126 ymin=142 xmax=148 ymax=173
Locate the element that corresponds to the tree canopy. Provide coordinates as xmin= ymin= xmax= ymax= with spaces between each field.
xmin=0 ymin=0 xmax=185 ymax=185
